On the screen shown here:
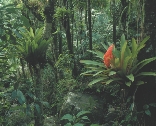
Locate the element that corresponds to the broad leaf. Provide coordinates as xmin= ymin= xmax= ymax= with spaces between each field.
xmin=109 ymin=71 xmax=116 ymax=76
xmin=76 ymin=111 xmax=90 ymax=118
xmin=120 ymin=41 xmax=127 ymax=66
xmin=61 ymin=114 xmax=73 ymax=122
xmin=136 ymin=81 xmax=144 ymax=85
xmin=87 ymin=50 xmax=104 ymax=60
xmin=65 ymin=123 xmax=72 ymax=126
xmin=132 ymin=38 xmax=137 ymax=55
xmin=149 ymin=103 xmax=156 ymax=107
xmin=145 ymin=109 xmax=151 ymax=117
xmin=35 ymin=103 xmax=41 ymax=114
xmin=101 ymin=43 xmax=108 ymax=50
xmin=73 ymin=123 xmax=84 ymax=126
xmin=120 ymin=34 xmax=126 ymax=48
xmin=136 ymin=72 xmax=156 ymax=77
xmin=138 ymin=36 xmax=150 ymax=48
xmin=106 ymin=78 xmax=122 ymax=85
xmin=131 ymin=57 xmax=156 ymax=74
xmin=123 ymin=56 xmax=131 ymax=74
xmin=125 ymin=81 xmax=131 ymax=87
xmin=126 ymin=74 xmax=134 ymax=82
xmin=80 ymin=60 xmax=104 ymax=67
xmin=93 ymin=71 xmax=104 ymax=76
xmin=17 ymin=90 xmax=25 ymax=104
xmin=88 ymin=77 xmax=105 ymax=86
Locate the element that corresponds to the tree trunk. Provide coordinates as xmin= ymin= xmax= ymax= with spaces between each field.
xmin=62 ymin=0 xmax=73 ymax=54
xmin=43 ymin=0 xmax=59 ymax=115
xmin=112 ymin=0 xmax=116 ymax=45
xmin=88 ymin=0 xmax=92 ymax=59
xmin=58 ymin=25 xmax=62 ymax=55
xmin=34 ymin=66 xmax=44 ymax=126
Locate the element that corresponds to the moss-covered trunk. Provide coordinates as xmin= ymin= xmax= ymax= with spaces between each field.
xmin=34 ymin=66 xmax=44 ymax=126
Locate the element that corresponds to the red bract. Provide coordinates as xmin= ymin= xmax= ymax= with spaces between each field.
xmin=103 ymin=44 xmax=114 ymax=68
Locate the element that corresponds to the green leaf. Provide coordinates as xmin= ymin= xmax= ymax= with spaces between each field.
xmin=76 ymin=111 xmax=90 ymax=118
xmin=80 ymin=70 xmax=96 ymax=76
xmin=113 ymin=47 xmax=120 ymax=58
xmin=125 ymin=45 xmax=132 ymax=57
xmin=105 ymin=79 xmax=114 ymax=85
xmin=145 ymin=109 xmax=151 ymax=116
xmin=81 ymin=116 xmax=90 ymax=121
xmin=109 ymin=71 xmax=116 ymax=76
xmin=143 ymin=105 xmax=149 ymax=110
xmin=136 ymin=72 xmax=156 ymax=77
xmin=90 ymin=124 xmax=100 ymax=126
xmin=126 ymin=74 xmax=134 ymax=82
xmin=73 ymin=123 xmax=84 ymax=126
xmin=11 ymin=90 xmax=17 ymax=100
xmin=65 ymin=123 xmax=72 ymax=126
xmin=29 ymin=27 xmax=34 ymax=38
xmin=34 ymin=27 xmax=44 ymax=43
xmin=132 ymin=38 xmax=137 ymax=55
xmin=61 ymin=114 xmax=73 ymax=122
xmin=80 ymin=60 xmax=104 ymax=67
xmin=123 ymin=56 xmax=131 ymax=74
xmin=132 ymin=57 xmax=156 ymax=74
xmin=93 ymin=71 xmax=104 ymax=76
xmin=20 ymin=15 xmax=30 ymax=27
xmin=120 ymin=41 xmax=127 ymax=66
xmin=136 ymin=81 xmax=144 ymax=85
xmin=87 ymin=50 xmax=104 ymax=60
xmin=35 ymin=103 xmax=41 ymax=114
xmin=121 ymin=34 xmax=126 ymax=48
xmin=17 ymin=90 xmax=25 ymax=104
xmin=149 ymin=103 xmax=156 ymax=107
xmin=138 ymin=36 xmax=150 ymax=49
xmin=125 ymin=81 xmax=131 ymax=87
xmin=101 ymin=43 xmax=108 ymax=50
xmin=41 ymin=101 xmax=50 ymax=108
xmin=88 ymin=77 xmax=105 ymax=86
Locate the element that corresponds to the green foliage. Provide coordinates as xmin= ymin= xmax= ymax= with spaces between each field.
xmin=54 ymin=7 xmax=71 ymax=21
xmin=80 ymin=34 xmax=156 ymax=87
xmin=61 ymin=111 xmax=91 ymax=126
xmin=11 ymin=89 xmax=26 ymax=105
xmin=143 ymin=103 xmax=156 ymax=117
xmin=16 ymin=27 xmax=51 ymax=67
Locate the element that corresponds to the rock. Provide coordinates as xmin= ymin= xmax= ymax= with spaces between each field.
xmin=44 ymin=116 xmax=61 ymax=126
xmin=59 ymin=92 xmax=105 ymax=124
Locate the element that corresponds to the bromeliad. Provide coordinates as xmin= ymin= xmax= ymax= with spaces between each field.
xmin=103 ymin=44 xmax=114 ymax=68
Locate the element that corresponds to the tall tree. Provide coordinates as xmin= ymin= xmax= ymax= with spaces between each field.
xmin=88 ymin=0 xmax=92 ymax=59
xmin=112 ymin=0 xmax=116 ymax=45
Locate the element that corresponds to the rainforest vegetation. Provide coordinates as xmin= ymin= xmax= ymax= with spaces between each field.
xmin=0 ymin=0 xmax=156 ymax=126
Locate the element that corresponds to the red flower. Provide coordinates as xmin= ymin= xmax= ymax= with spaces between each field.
xmin=103 ymin=44 xmax=114 ymax=68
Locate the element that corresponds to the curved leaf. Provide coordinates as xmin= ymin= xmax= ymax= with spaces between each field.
xmin=80 ymin=60 xmax=104 ymax=67
xmin=126 ymin=74 xmax=134 ymax=82
xmin=88 ymin=77 xmax=105 ymax=86
xmin=87 ymin=50 xmax=104 ymax=60
xmin=136 ymin=81 xmax=144 ymax=85
xmin=125 ymin=81 xmax=131 ymax=87
xmin=61 ymin=114 xmax=73 ymax=122
xmin=76 ymin=111 xmax=90 ymax=118
xmin=136 ymin=72 xmax=156 ymax=77
xmin=132 ymin=57 xmax=156 ymax=74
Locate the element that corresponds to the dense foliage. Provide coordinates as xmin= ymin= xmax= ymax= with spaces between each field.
xmin=0 ymin=0 xmax=156 ymax=126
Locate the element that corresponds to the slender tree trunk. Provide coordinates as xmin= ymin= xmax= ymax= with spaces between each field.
xmin=62 ymin=0 xmax=73 ymax=54
xmin=43 ymin=0 xmax=58 ymax=115
xmin=88 ymin=0 xmax=92 ymax=59
xmin=58 ymin=25 xmax=62 ymax=55
xmin=121 ymin=0 xmax=128 ymax=34
xmin=34 ymin=66 xmax=44 ymax=126
xmin=112 ymin=0 xmax=116 ymax=45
